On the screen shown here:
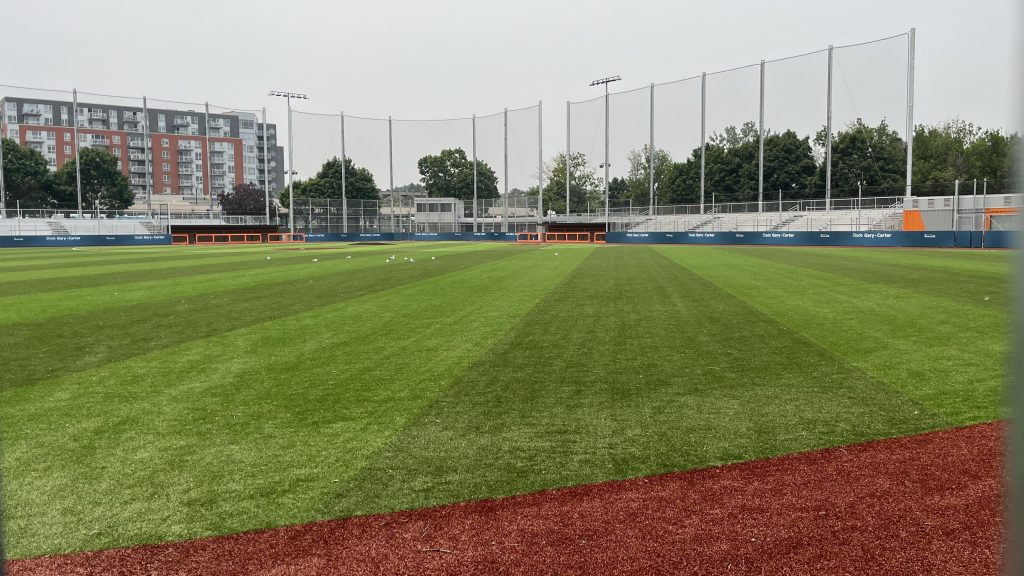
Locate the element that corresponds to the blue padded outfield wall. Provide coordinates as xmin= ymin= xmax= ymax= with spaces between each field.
xmin=606 ymin=231 xmax=964 ymax=247
xmin=306 ymin=232 xmax=518 ymax=242
xmin=0 ymin=234 xmax=171 ymax=248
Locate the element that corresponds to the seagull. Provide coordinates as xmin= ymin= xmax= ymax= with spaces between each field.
xmin=431 ymin=256 xmax=436 ymax=260
xmin=266 ymin=256 xmax=271 ymax=260
xmin=409 ymin=258 xmax=416 ymax=263
xmin=345 ymin=255 xmax=352 ymax=259
xmin=312 ymin=258 xmax=319 ymax=262
xmin=554 ymin=252 xmax=559 ymax=256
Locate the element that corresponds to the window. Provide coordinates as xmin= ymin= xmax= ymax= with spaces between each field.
xmin=4 ymin=102 xmax=15 ymax=112
xmin=162 ymin=150 xmax=169 ymax=159
xmin=161 ymin=138 xmax=169 ymax=147
xmin=163 ymin=187 xmax=171 ymax=194
xmin=163 ymin=175 xmax=170 ymax=183
xmin=64 ymin=145 xmax=71 ymax=154
xmin=46 ymin=131 xmax=55 ymax=140
xmin=5 ymin=114 xmax=15 ymax=123
xmin=113 ymin=148 xmax=121 ymax=157
xmin=112 ymin=135 xmax=120 ymax=145
xmin=64 ymin=132 xmax=70 ymax=142
xmin=162 ymin=162 xmax=170 ymax=172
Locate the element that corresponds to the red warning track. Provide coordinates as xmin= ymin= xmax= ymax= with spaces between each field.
xmin=8 ymin=422 xmax=1002 ymax=576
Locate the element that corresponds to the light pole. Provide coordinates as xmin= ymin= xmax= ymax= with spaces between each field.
xmin=590 ymin=75 xmax=621 ymax=227
xmin=269 ymin=91 xmax=308 ymax=234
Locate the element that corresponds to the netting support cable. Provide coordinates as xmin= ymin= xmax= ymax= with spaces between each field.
xmin=699 ymin=73 xmax=706 ymax=214
xmin=340 ymin=111 xmax=347 ymax=234
xmin=905 ymin=27 xmax=916 ymax=198
xmin=758 ymin=60 xmax=765 ymax=214
xmin=825 ymin=46 xmax=834 ymax=212
xmin=472 ymin=114 xmax=478 ymax=233
xmin=73 ymin=89 xmax=83 ymax=216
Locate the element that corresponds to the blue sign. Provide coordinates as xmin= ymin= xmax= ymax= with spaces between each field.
xmin=0 ymin=234 xmax=171 ymax=248
xmin=605 ymin=231 xmax=957 ymax=248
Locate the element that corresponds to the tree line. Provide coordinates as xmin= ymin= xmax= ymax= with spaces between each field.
xmin=0 ymin=139 xmax=134 ymax=210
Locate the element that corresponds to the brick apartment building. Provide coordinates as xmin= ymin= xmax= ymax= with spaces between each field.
xmin=1 ymin=97 xmax=284 ymax=204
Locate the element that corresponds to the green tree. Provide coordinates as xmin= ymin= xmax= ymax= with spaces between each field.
xmin=278 ymin=157 xmax=381 ymax=205
xmin=815 ymin=119 xmax=906 ymax=197
xmin=763 ymin=130 xmax=818 ymax=198
xmin=624 ymin=145 xmax=674 ymax=204
xmin=219 ymin=182 xmax=277 ymax=217
xmin=912 ymin=119 xmax=1019 ymax=194
xmin=54 ymin=147 xmax=133 ymax=210
xmin=536 ymin=152 xmax=600 ymax=213
xmin=416 ymin=148 xmax=498 ymax=200
xmin=1 ymin=138 xmax=56 ymax=209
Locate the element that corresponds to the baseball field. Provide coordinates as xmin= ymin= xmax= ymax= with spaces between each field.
xmin=0 ymin=242 xmax=1008 ymax=572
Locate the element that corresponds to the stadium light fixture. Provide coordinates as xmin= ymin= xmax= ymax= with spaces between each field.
xmin=590 ymin=76 xmax=621 ymax=225
xmin=269 ymin=91 xmax=308 ymax=233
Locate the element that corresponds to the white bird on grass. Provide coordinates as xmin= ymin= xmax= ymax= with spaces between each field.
xmin=409 ymin=258 xmax=416 ymax=263
xmin=312 ymin=258 xmax=319 ymax=262
xmin=345 ymin=255 xmax=352 ymax=259
xmin=266 ymin=256 xmax=271 ymax=260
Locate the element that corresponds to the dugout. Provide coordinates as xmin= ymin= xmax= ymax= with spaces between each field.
xmin=170 ymin=224 xmax=283 ymax=244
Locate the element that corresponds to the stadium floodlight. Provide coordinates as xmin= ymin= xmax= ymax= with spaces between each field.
xmin=269 ymin=91 xmax=309 ymax=234
xmin=590 ymin=76 xmax=621 ymax=225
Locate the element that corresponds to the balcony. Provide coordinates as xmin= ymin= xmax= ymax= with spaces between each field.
xmin=90 ymin=111 xmax=107 ymax=120
xmin=129 ymin=165 xmax=148 ymax=173
xmin=22 ymin=106 xmax=45 ymax=115
xmin=25 ymin=132 xmax=46 ymax=142
xmin=208 ymin=118 xmax=227 ymax=128
xmin=177 ymin=142 xmax=196 ymax=151
xmin=128 ymin=152 xmax=147 ymax=161
xmin=178 ymin=167 xmax=195 ymax=175
xmin=128 ymin=139 xmax=146 ymax=148
xmin=130 ymin=177 xmax=152 ymax=186
xmin=177 ymin=154 xmax=194 ymax=163
xmin=172 ymin=117 xmax=192 ymax=127
xmin=88 ymin=137 xmax=110 ymax=146
xmin=211 ymin=168 xmax=226 ymax=176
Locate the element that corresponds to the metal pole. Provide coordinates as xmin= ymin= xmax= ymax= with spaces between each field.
xmin=758 ymin=60 xmax=765 ymax=214
xmin=340 ymin=111 xmax=347 ymax=234
xmin=0 ymin=127 xmax=6 ymax=218
xmin=953 ymin=179 xmax=960 ymax=234
xmin=649 ymin=83 xmax=655 ymax=215
xmin=388 ymin=115 xmax=395 ymax=233
xmin=858 ymin=181 xmax=862 ymax=230
xmin=603 ymin=84 xmax=609 ymax=224
xmin=565 ymin=100 xmax=571 ymax=215
xmin=262 ymin=107 xmax=270 ymax=223
xmin=143 ymin=96 xmax=151 ymax=213
xmin=700 ymin=72 xmax=706 ymax=214
xmin=287 ymin=96 xmax=295 ymax=233
xmin=205 ymin=102 xmax=214 ymax=212
xmin=72 ymin=89 xmax=83 ymax=216
xmin=973 ymin=178 xmax=978 ymax=232
xmin=538 ymin=101 xmax=543 ymax=228
xmin=472 ymin=114 xmax=478 ymax=232
xmin=503 ymin=108 xmax=509 ymax=233
xmin=905 ymin=27 xmax=916 ymax=198
xmin=825 ymin=45 xmax=834 ymax=211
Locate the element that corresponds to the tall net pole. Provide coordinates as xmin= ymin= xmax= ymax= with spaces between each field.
xmin=825 ymin=45 xmax=834 ymax=211
xmin=905 ymin=27 xmax=916 ymax=198
xmin=503 ymin=108 xmax=509 ymax=233
xmin=648 ymin=83 xmax=655 ymax=214
xmin=699 ymin=73 xmax=706 ymax=214
xmin=0 ymin=125 xmax=7 ymax=219
xmin=565 ymin=100 xmax=571 ymax=215
xmin=143 ymin=96 xmax=152 ymax=213
xmin=205 ymin=102 xmax=214 ymax=212
xmin=472 ymin=114 xmax=478 ymax=233
xmin=262 ymin=107 xmax=270 ymax=222
xmin=537 ymin=101 xmax=543 ymax=227
xmin=340 ymin=111 xmax=347 ymax=234
xmin=287 ymin=97 xmax=295 ymax=233
xmin=603 ymin=84 xmax=610 ymax=224
xmin=388 ymin=115 xmax=395 ymax=233
xmin=73 ymin=89 xmax=83 ymax=216
xmin=758 ymin=60 xmax=765 ymax=213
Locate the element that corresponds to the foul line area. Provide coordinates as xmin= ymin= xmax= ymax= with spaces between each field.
xmin=7 ymin=422 xmax=1002 ymax=575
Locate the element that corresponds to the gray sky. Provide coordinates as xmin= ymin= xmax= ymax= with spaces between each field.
xmin=2 ymin=0 xmax=1017 ymax=185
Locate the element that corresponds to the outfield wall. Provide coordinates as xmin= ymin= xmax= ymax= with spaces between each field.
xmin=0 ymin=234 xmax=171 ymax=248
xmin=305 ymin=232 xmax=519 ymax=242
xmin=605 ymin=231 xmax=1016 ymax=248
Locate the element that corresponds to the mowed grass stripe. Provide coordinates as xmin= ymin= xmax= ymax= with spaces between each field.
xmin=0 ymin=245 xmax=584 ymax=558
xmin=0 ymin=244 xmax=525 ymax=391
xmin=730 ymin=247 xmax=1009 ymax=308
xmin=0 ymin=244 xmax=474 ymax=326
xmin=664 ymin=246 xmax=1006 ymax=423
xmin=324 ymin=246 xmax=941 ymax=519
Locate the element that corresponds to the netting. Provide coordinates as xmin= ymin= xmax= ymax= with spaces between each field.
xmin=704 ymin=64 xmax=761 ymax=205
xmin=652 ymin=77 xmax=702 ymax=206
xmin=566 ymin=95 xmax=605 ymax=214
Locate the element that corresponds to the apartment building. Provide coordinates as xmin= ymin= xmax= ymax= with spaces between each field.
xmin=1 ymin=97 xmax=285 ymax=201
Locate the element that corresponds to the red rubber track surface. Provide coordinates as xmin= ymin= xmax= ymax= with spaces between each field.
xmin=7 ymin=422 xmax=1002 ymax=575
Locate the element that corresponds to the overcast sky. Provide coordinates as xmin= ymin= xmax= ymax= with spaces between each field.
xmin=1 ymin=0 xmax=1018 ymax=183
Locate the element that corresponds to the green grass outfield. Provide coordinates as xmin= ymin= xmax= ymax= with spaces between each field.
xmin=0 ymin=242 xmax=1009 ymax=558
